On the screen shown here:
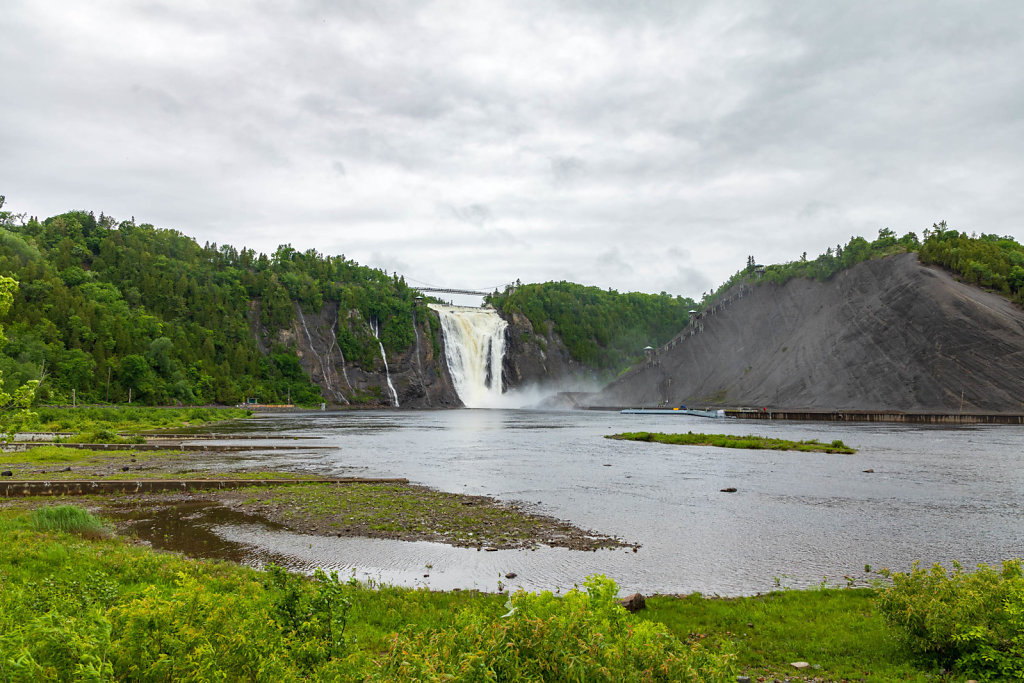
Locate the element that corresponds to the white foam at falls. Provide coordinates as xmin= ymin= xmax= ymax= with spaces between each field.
xmin=428 ymin=304 xmax=507 ymax=408
xmin=370 ymin=320 xmax=399 ymax=407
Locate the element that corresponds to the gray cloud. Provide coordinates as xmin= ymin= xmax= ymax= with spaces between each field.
xmin=446 ymin=203 xmax=493 ymax=228
xmin=2 ymin=1 xmax=1023 ymax=299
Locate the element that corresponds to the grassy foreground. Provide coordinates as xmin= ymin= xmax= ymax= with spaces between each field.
xmin=0 ymin=507 xmax=733 ymax=681
xmin=4 ymin=506 xmax=1016 ymax=681
xmin=608 ymin=431 xmax=856 ymax=454
xmin=21 ymin=406 xmax=252 ymax=435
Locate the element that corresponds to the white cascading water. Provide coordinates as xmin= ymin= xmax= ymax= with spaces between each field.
xmin=369 ymin=320 xmax=400 ymax=407
xmin=428 ymin=304 xmax=507 ymax=408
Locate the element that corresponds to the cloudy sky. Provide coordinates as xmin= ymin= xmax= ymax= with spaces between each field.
xmin=2 ymin=1 xmax=1023 ymax=299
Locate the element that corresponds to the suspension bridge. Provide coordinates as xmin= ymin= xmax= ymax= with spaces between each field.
xmin=409 ymin=280 xmax=515 ymax=297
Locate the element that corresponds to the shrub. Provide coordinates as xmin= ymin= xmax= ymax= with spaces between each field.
xmin=29 ymin=506 xmax=107 ymax=537
xmin=875 ymin=559 xmax=1024 ymax=680
xmin=377 ymin=574 xmax=736 ymax=681
xmin=107 ymin=570 xmax=292 ymax=680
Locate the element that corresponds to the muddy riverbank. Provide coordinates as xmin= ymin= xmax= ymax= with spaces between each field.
xmin=0 ymin=440 xmax=629 ymax=552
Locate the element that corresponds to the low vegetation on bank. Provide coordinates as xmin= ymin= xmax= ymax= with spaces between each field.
xmin=876 ymin=559 xmax=1024 ymax=680
xmin=1 ymin=505 xmax=1018 ymax=681
xmin=0 ymin=507 xmax=733 ymax=681
xmin=22 ymin=405 xmax=252 ymax=435
xmin=607 ymin=431 xmax=856 ymax=454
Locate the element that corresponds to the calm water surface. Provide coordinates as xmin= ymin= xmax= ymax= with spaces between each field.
xmin=136 ymin=410 xmax=1024 ymax=595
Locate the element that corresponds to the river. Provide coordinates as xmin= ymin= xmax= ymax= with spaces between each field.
xmin=133 ymin=409 xmax=1024 ymax=596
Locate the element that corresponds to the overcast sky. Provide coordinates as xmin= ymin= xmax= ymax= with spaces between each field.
xmin=2 ymin=1 xmax=1023 ymax=300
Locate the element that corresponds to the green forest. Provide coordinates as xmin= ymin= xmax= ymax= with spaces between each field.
xmin=3 ymin=190 xmax=1023 ymax=407
xmin=486 ymin=283 xmax=697 ymax=372
xmin=0 ymin=196 xmax=422 ymax=406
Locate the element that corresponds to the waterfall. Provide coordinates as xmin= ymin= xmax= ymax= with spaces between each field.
xmin=428 ymin=304 xmax=507 ymax=408
xmin=370 ymin=320 xmax=400 ymax=407
xmin=297 ymin=306 xmax=346 ymax=403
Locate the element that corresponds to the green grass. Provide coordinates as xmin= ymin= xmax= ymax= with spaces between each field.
xmin=642 ymin=589 xmax=947 ymax=682
xmin=0 ymin=507 xmax=999 ymax=681
xmin=29 ymin=505 xmax=108 ymax=536
xmin=23 ymin=406 xmax=252 ymax=435
xmin=0 ymin=507 xmax=724 ymax=680
xmin=0 ymin=445 xmax=185 ymax=479
xmin=0 ymin=445 xmax=327 ymax=481
xmin=608 ymin=431 xmax=857 ymax=454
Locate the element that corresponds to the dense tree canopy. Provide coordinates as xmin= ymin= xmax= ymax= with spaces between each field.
xmin=486 ymin=282 xmax=697 ymax=373
xmin=0 ymin=202 xmax=420 ymax=406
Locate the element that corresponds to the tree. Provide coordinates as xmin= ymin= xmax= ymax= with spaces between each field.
xmin=0 ymin=276 xmax=39 ymax=439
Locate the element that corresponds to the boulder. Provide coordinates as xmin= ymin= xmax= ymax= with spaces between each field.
xmin=617 ymin=592 xmax=646 ymax=612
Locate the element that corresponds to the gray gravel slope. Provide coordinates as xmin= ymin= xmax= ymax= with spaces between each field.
xmin=596 ymin=253 xmax=1024 ymax=412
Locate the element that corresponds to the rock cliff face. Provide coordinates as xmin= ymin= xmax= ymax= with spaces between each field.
xmin=253 ymin=302 xmax=461 ymax=408
xmin=500 ymin=310 xmax=598 ymax=390
xmin=594 ymin=253 xmax=1024 ymax=413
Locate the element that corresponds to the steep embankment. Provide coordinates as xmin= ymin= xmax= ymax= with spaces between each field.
xmin=500 ymin=309 xmax=596 ymax=389
xmin=255 ymin=301 xmax=460 ymax=408
xmin=596 ymin=253 xmax=1024 ymax=412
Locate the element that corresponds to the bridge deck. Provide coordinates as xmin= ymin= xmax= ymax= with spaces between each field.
xmin=418 ymin=287 xmax=491 ymax=296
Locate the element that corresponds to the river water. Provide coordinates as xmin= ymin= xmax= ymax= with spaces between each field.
xmin=134 ymin=410 xmax=1024 ymax=596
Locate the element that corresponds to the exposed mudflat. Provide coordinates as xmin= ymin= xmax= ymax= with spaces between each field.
xmin=40 ymin=484 xmax=627 ymax=551
xmin=597 ymin=254 xmax=1024 ymax=412
xmin=0 ymin=444 xmax=628 ymax=551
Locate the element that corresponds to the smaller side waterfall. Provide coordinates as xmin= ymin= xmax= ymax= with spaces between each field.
xmin=429 ymin=304 xmax=507 ymax=408
xmin=370 ymin=320 xmax=400 ymax=407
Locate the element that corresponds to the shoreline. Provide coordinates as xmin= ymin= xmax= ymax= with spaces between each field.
xmin=583 ymin=405 xmax=1024 ymax=423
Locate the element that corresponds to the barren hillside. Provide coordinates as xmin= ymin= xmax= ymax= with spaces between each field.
xmin=594 ymin=253 xmax=1024 ymax=412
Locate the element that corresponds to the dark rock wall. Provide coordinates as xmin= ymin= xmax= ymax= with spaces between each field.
xmin=262 ymin=303 xmax=461 ymax=408
xmin=595 ymin=253 xmax=1024 ymax=413
xmin=499 ymin=310 xmax=597 ymax=390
